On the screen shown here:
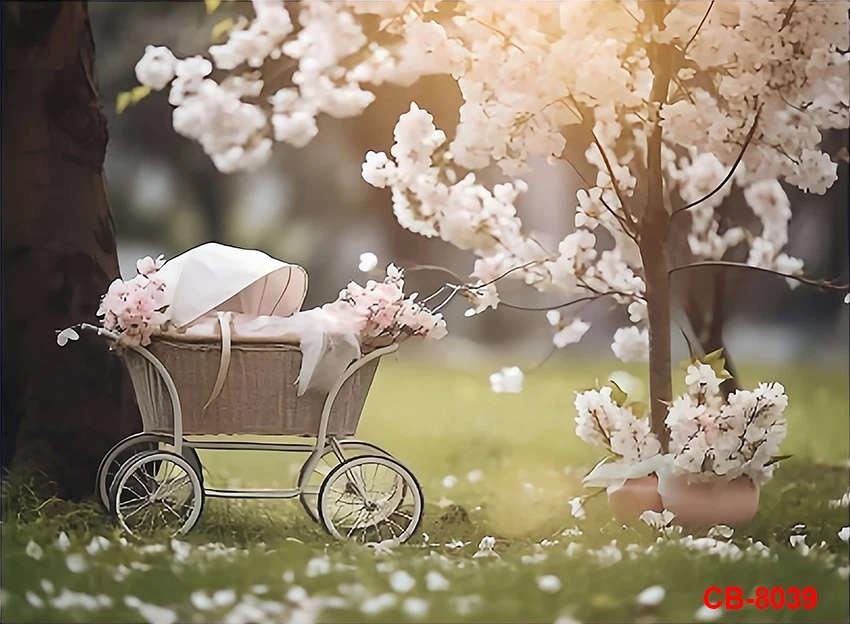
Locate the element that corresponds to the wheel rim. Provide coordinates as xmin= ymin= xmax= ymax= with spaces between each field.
xmin=299 ymin=441 xmax=391 ymax=523
xmin=113 ymin=451 xmax=203 ymax=537
xmin=319 ymin=455 xmax=422 ymax=544
xmin=97 ymin=434 xmax=203 ymax=511
xmin=97 ymin=434 xmax=163 ymax=510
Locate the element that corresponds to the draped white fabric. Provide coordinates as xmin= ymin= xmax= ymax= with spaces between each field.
xmin=156 ymin=242 xmax=308 ymax=328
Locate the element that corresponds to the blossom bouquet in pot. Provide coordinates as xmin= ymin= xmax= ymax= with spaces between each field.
xmin=577 ymin=350 xmax=789 ymax=529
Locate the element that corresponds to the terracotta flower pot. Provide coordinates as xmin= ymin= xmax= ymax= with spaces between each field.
xmin=608 ymin=476 xmax=665 ymax=523
xmin=660 ymin=475 xmax=760 ymax=529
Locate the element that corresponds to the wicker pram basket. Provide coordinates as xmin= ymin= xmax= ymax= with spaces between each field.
xmin=123 ymin=338 xmax=379 ymax=436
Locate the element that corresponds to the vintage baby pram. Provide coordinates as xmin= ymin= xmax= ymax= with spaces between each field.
xmin=61 ymin=244 xmax=423 ymax=543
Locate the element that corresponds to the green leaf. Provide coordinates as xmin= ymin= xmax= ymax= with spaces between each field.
xmin=764 ymin=454 xmax=792 ymax=467
xmin=702 ymin=348 xmax=725 ymax=364
xmin=211 ymin=17 xmax=234 ymax=40
xmin=116 ymin=91 xmax=133 ymax=115
xmin=115 ymin=85 xmax=151 ymax=115
xmin=607 ymin=381 xmax=628 ymax=408
xmin=205 ymin=0 xmax=222 ymax=14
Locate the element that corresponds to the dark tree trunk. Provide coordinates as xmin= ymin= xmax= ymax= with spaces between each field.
xmin=1 ymin=1 xmax=140 ymax=499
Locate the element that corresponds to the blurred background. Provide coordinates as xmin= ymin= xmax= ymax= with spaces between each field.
xmin=91 ymin=2 xmax=849 ymax=370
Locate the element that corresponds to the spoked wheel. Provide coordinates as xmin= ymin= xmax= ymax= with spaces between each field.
xmin=109 ymin=450 xmax=204 ymax=538
xmin=96 ymin=433 xmax=203 ymax=511
xmin=299 ymin=440 xmax=393 ymax=523
xmin=318 ymin=455 xmax=423 ymax=544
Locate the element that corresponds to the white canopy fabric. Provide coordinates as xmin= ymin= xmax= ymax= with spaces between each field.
xmin=157 ymin=243 xmax=308 ymax=328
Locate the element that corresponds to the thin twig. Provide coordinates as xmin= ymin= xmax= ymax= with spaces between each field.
xmin=669 ymin=261 xmax=849 ymax=292
xmin=670 ymin=103 xmax=763 ymax=218
xmin=497 ymin=292 xmax=626 ymax=312
xmin=561 ymin=154 xmax=639 ymax=244
xmin=568 ymin=93 xmax=638 ymax=230
xmin=684 ymin=0 xmax=714 ymax=53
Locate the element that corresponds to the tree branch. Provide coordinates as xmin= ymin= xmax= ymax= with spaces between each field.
xmin=561 ymin=151 xmax=639 ymax=244
xmin=670 ymin=103 xmax=763 ymax=218
xmin=567 ymin=94 xmax=639 ymax=230
xmin=669 ymin=261 xmax=849 ymax=292
xmin=684 ymin=0 xmax=714 ymax=53
xmin=498 ymin=291 xmax=640 ymax=313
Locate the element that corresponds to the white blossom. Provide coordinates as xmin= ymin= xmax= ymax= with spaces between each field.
xmin=490 ymin=366 xmax=523 ymax=394
xmin=26 ymin=540 xmax=44 ymax=560
xmin=536 ymin=575 xmax=562 ymax=593
xmin=388 ymin=570 xmax=415 ymax=593
xmin=135 ymin=45 xmax=177 ymax=91
xmin=568 ymin=497 xmax=586 ymax=520
xmin=639 ymin=510 xmax=675 ymax=530
xmin=611 ymin=327 xmax=649 ymax=363
xmin=425 ymin=570 xmax=450 ymax=592
xmin=636 ymin=585 xmax=666 ymax=607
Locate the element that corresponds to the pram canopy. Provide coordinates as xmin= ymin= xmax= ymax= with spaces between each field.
xmin=156 ymin=242 xmax=308 ymax=328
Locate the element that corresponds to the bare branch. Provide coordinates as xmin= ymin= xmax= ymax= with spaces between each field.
xmin=497 ymin=291 xmax=626 ymax=312
xmin=669 ymin=260 xmax=849 ymax=292
xmin=670 ymin=103 xmax=763 ymax=218
xmin=567 ymin=93 xmax=638 ymax=230
xmin=684 ymin=1 xmax=714 ymax=53
xmin=561 ymin=151 xmax=640 ymax=244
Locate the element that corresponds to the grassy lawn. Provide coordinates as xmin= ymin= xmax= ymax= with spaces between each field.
xmin=2 ymin=358 xmax=849 ymax=623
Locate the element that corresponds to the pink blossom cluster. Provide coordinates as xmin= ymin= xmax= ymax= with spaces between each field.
xmin=97 ymin=255 xmax=168 ymax=346
xmin=324 ymin=264 xmax=447 ymax=347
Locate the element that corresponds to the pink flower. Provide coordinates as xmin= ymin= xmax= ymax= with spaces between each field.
xmin=98 ymin=254 xmax=167 ymax=345
xmin=136 ymin=254 xmax=166 ymax=276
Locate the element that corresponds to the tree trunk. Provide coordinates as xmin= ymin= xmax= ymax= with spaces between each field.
xmin=1 ymin=1 xmax=140 ymax=499
xmin=642 ymin=2 xmax=675 ymax=451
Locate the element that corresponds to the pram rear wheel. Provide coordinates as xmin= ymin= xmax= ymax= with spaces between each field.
xmin=96 ymin=433 xmax=203 ymax=512
xmin=299 ymin=440 xmax=393 ymax=523
xmin=109 ymin=450 xmax=205 ymax=538
xmin=318 ymin=455 xmax=423 ymax=544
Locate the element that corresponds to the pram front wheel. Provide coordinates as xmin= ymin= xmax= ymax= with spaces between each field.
xmin=299 ymin=440 xmax=393 ymax=523
xmin=109 ymin=450 xmax=205 ymax=537
xmin=96 ymin=433 xmax=203 ymax=511
xmin=318 ymin=455 xmax=423 ymax=544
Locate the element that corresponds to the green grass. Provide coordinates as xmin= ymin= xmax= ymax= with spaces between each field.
xmin=2 ymin=359 xmax=849 ymax=623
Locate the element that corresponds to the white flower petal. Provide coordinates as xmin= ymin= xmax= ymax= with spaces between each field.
xmin=426 ymin=570 xmax=450 ymax=592
xmin=695 ymin=603 xmax=724 ymax=621
xmin=489 ymin=366 xmax=523 ymax=393
xmin=358 ymin=252 xmax=379 ymax=273
xmin=56 ymin=532 xmax=71 ymax=551
xmin=636 ymin=585 xmax=666 ymax=607
xmin=389 ymin=570 xmax=416 ymax=593
xmin=360 ymin=593 xmax=397 ymax=615
xmin=536 ymin=575 xmax=561 ymax=593
xmin=838 ymin=526 xmax=849 ymax=542
xmin=26 ymin=591 xmax=44 ymax=608
xmin=66 ymin=554 xmax=87 ymax=573
xmin=402 ymin=597 xmax=429 ymax=618
xmin=26 ymin=540 xmax=44 ymax=560
xmin=56 ymin=327 xmax=80 ymax=347
xmin=190 ymin=592 xmax=215 ymax=611
xmin=466 ymin=469 xmax=483 ymax=483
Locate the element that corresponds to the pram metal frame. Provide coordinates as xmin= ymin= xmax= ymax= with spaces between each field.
xmin=79 ymin=323 xmax=400 ymax=502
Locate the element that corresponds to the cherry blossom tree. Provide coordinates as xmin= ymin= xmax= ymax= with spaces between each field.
xmin=134 ymin=1 xmax=849 ymax=450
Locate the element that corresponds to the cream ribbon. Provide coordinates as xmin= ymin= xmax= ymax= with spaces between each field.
xmin=203 ymin=311 xmax=233 ymax=411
